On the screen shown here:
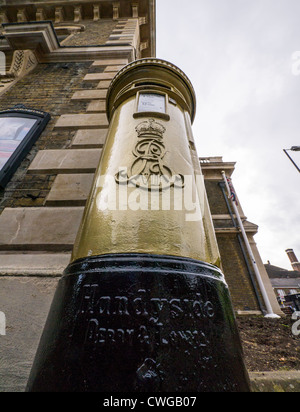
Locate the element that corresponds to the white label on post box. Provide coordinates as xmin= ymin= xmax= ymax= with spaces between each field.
xmin=138 ymin=93 xmax=166 ymax=114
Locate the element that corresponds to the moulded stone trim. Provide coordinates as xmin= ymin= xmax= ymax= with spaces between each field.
xmin=0 ymin=253 xmax=71 ymax=276
xmin=96 ymin=80 xmax=112 ymax=89
xmin=45 ymin=174 xmax=94 ymax=206
xmin=92 ymin=59 xmax=128 ymax=67
xmin=28 ymin=149 xmax=102 ymax=174
xmin=83 ymin=72 xmax=116 ymax=81
xmin=71 ymin=129 xmax=108 ymax=147
xmin=86 ymin=100 xmax=106 ymax=113
xmin=71 ymin=89 xmax=107 ymax=100
xmin=104 ymin=65 xmax=124 ymax=72
xmin=0 ymin=207 xmax=84 ymax=251
xmin=54 ymin=113 xmax=108 ymax=129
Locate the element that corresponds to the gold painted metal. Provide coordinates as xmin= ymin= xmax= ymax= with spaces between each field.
xmin=71 ymin=58 xmax=221 ymax=267
xmin=114 ymin=118 xmax=185 ymax=191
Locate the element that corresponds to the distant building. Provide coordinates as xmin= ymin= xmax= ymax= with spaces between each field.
xmin=200 ymin=156 xmax=280 ymax=315
xmin=265 ymin=249 xmax=300 ymax=312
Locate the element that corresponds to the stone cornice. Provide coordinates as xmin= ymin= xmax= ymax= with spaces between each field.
xmin=200 ymin=157 xmax=236 ymax=179
xmin=1 ymin=20 xmax=136 ymax=62
xmin=42 ymin=44 xmax=135 ymax=62
xmin=0 ymin=0 xmax=156 ymax=58
xmin=3 ymin=21 xmax=60 ymax=53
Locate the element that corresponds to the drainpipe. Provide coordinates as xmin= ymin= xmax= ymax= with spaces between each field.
xmin=222 ymin=172 xmax=280 ymax=319
xmin=218 ymin=181 xmax=265 ymax=314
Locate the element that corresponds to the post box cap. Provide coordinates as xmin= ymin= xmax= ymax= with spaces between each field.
xmin=106 ymin=58 xmax=197 ymax=123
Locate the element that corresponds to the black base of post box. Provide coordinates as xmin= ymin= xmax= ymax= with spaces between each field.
xmin=26 ymin=253 xmax=251 ymax=392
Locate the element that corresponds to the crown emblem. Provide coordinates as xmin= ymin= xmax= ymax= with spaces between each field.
xmin=135 ymin=119 xmax=166 ymax=139
xmin=115 ymin=118 xmax=184 ymax=191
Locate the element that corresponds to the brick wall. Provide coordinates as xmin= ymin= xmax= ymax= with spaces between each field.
xmin=204 ymin=179 xmax=264 ymax=312
xmin=205 ymin=180 xmax=229 ymax=215
xmin=217 ymin=234 xmax=262 ymax=311
xmin=0 ymin=61 xmax=91 ymax=212
xmin=62 ymin=20 xmax=118 ymax=46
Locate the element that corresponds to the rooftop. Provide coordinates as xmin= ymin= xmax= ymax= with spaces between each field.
xmin=264 ymin=262 xmax=300 ymax=279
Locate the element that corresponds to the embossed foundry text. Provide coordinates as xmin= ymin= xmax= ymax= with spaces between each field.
xmin=77 ymin=285 xmax=216 ymax=349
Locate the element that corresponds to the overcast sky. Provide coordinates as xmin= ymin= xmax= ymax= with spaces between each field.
xmin=156 ymin=0 xmax=300 ymax=270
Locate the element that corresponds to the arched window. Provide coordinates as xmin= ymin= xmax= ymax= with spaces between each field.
xmin=0 ymin=105 xmax=50 ymax=188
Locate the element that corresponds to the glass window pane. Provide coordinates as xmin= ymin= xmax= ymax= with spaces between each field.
xmin=0 ymin=117 xmax=37 ymax=171
xmin=138 ymin=93 xmax=166 ymax=114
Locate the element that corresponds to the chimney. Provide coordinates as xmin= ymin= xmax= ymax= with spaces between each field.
xmin=286 ymin=249 xmax=300 ymax=272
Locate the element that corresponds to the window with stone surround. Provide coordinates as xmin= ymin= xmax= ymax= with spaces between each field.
xmin=0 ymin=105 xmax=50 ymax=188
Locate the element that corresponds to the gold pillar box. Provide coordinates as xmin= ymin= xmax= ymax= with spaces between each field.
xmin=72 ymin=58 xmax=221 ymax=267
xmin=27 ymin=59 xmax=251 ymax=393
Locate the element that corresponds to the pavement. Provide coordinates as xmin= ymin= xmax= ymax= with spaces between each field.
xmin=250 ymin=371 xmax=300 ymax=392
